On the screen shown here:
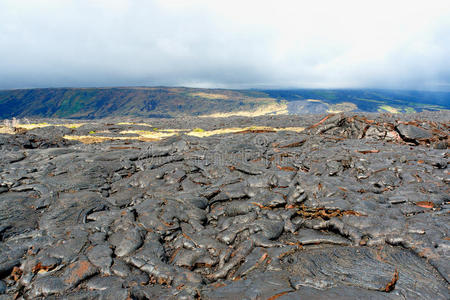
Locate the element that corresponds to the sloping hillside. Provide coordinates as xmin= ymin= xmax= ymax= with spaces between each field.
xmin=0 ymin=87 xmax=285 ymax=119
xmin=0 ymin=87 xmax=448 ymax=119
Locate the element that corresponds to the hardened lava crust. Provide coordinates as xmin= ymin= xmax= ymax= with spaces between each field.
xmin=0 ymin=112 xmax=448 ymax=299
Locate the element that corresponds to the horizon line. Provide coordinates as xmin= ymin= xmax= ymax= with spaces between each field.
xmin=1 ymin=85 xmax=450 ymax=94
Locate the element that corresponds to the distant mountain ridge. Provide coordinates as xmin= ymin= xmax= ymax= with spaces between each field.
xmin=0 ymin=87 xmax=448 ymax=119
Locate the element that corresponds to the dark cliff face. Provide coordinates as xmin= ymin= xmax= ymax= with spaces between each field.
xmin=0 ymin=87 xmax=449 ymax=119
xmin=0 ymin=112 xmax=448 ymax=298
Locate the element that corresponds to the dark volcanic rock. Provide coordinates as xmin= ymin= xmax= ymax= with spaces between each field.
xmin=0 ymin=112 xmax=448 ymax=299
xmin=283 ymin=246 xmax=447 ymax=297
xmin=396 ymin=123 xmax=433 ymax=140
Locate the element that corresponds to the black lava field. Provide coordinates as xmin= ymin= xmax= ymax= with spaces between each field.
xmin=0 ymin=112 xmax=449 ymax=299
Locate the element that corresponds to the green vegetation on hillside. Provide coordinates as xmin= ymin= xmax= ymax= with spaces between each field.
xmin=0 ymin=87 xmax=283 ymax=119
xmin=0 ymin=87 xmax=448 ymax=119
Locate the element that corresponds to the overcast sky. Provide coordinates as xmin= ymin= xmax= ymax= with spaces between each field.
xmin=1 ymin=0 xmax=450 ymax=91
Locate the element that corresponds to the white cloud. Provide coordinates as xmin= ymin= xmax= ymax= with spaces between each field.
xmin=0 ymin=0 xmax=449 ymax=90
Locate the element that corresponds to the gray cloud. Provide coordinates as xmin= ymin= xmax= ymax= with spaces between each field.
xmin=1 ymin=0 xmax=450 ymax=90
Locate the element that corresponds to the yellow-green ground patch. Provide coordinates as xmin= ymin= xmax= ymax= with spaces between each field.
xmin=119 ymin=130 xmax=179 ymax=139
xmin=378 ymin=105 xmax=399 ymax=113
xmin=0 ymin=126 xmax=15 ymax=134
xmin=189 ymin=92 xmax=230 ymax=100
xmin=15 ymin=123 xmax=86 ymax=130
xmin=200 ymin=103 xmax=288 ymax=118
xmin=63 ymin=135 xmax=162 ymax=144
xmin=186 ymin=126 xmax=304 ymax=137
